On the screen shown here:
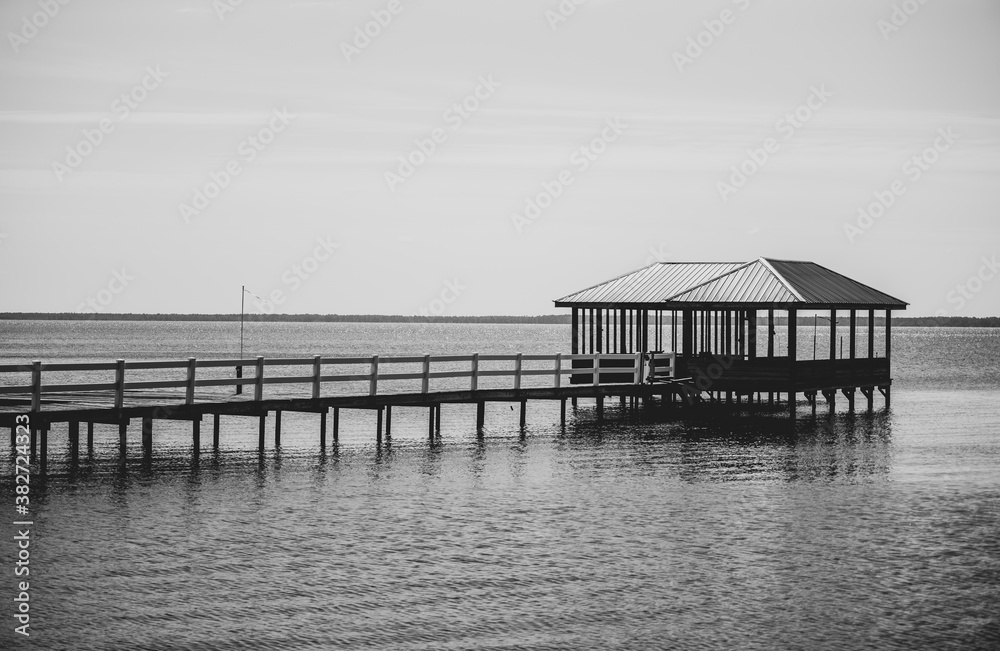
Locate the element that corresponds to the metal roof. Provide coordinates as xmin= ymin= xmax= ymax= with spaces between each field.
xmin=554 ymin=258 xmax=908 ymax=309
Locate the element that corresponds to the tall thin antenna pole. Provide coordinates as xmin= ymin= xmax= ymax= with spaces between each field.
xmin=236 ymin=285 xmax=245 ymax=395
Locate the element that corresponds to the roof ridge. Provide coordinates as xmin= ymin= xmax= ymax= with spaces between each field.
xmin=758 ymin=257 xmax=806 ymax=302
xmin=661 ymin=259 xmax=760 ymax=301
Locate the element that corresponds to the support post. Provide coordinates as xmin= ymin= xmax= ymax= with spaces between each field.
xmin=428 ymin=406 xmax=435 ymax=439
xmin=39 ymin=424 xmax=46 ymax=472
xmin=842 ymin=388 xmax=855 ymax=412
xmin=254 ymin=356 xmax=265 ymax=402
xmin=747 ymin=309 xmax=757 ymax=359
xmin=186 ymin=357 xmax=197 ymax=405
xmin=596 ymin=396 xmax=604 ymax=421
xmin=767 ymin=309 xmax=774 ymax=357
xmin=114 ymin=359 xmax=125 ymax=410
xmin=560 ymin=398 xmax=566 ymax=427
xmin=682 ymin=310 xmax=693 ymax=359
xmin=312 ymin=355 xmax=322 ymax=399
xmin=868 ymin=309 xmax=875 ymax=358
xmin=514 ymin=353 xmax=523 ymax=390
xmin=385 ymin=406 xmax=392 ymax=438
xmin=87 ymin=422 xmax=94 ymax=454
xmin=471 ymin=353 xmax=479 ymax=391
xmin=213 ymin=413 xmax=220 ymax=450
xmin=320 ymin=410 xmax=327 ymax=448
xmin=554 ymin=353 xmax=562 ymax=389
xmin=274 ymin=410 xmax=281 ymax=448
xmin=830 ymin=310 xmax=837 ymax=360
xmin=376 ymin=407 xmax=383 ymax=444
xmin=119 ymin=420 xmax=127 ymax=459
xmin=142 ymin=417 xmax=152 ymax=458
xmin=333 ymin=408 xmax=339 ymax=443
xmin=422 ymin=354 xmax=431 ymax=393
xmin=68 ymin=420 xmax=79 ymax=462
xmin=436 ymin=404 xmax=441 ymax=432
xmin=596 ymin=308 xmax=604 ymax=353
xmin=849 ymin=310 xmax=857 ymax=360
xmin=31 ymin=360 xmax=42 ymax=413
xmin=192 ymin=416 xmax=201 ymax=454
xmin=519 ymin=400 xmax=526 ymax=428
xmin=258 ymin=414 xmax=266 ymax=453
xmin=571 ymin=308 xmax=579 ymax=356
xmin=885 ymin=309 xmax=892 ymax=362
xmin=476 ymin=401 xmax=485 ymax=432
xmin=369 ymin=355 xmax=379 ymax=396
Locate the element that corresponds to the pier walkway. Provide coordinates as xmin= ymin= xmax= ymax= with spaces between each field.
xmin=2 ymin=352 xmax=689 ymax=469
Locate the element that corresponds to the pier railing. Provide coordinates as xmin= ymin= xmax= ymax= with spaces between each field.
xmin=0 ymin=352 xmax=676 ymax=411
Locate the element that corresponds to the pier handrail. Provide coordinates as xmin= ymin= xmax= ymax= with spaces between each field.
xmin=0 ymin=352 xmax=676 ymax=410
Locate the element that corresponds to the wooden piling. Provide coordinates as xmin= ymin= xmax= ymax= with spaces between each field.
xmin=39 ymin=425 xmax=47 ymax=471
xmin=861 ymin=386 xmax=874 ymax=412
xmin=385 ymin=406 xmax=392 ymax=438
xmin=213 ymin=413 xmax=220 ymax=450
xmin=274 ymin=410 xmax=281 ymax=448
xmin=118 ymin=421 xmax=127 ymax=459
xmin=476 ymin=401 xmax=485 ymax=432
xmin=87 ymin=422 xmax=94 ymax=454
xmin=842 ymin=388 xmax=855 ymax=412
xmin=436 ymin=404 xmax=442 ymax=433
xmin=333 ymin=408 xmax=340 ymax=443
xmin=428 ymin=405 xmax=435 ymax=439
xmin=68 ymin=420 xmax=79 ymax=462
xmin=597 ymin=396 xmax=604 ymax=421
xmin=519 ymin=400 xmax=527 ymax=428
xmin=258 ymin=414 xmax=266 ymax=453
xmin=30 ymin=425 xmax=36 ymax=460
xmin=192 ymin=417 xmax=201 ymax=454
xmin=560 ymin=398 xmax=566 ymax=426
xmin=320 ymin=410 xmax=327 ymax=447
xmin=142 ymin=417 xmax=153 ymax=458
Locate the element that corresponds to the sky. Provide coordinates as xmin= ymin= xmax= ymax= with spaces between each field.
xmin=0 ymin=0 xmax=998 ymax=317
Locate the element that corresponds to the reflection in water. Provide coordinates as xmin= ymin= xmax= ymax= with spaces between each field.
xmin=5 ymin=397 xmax=999 ymax=651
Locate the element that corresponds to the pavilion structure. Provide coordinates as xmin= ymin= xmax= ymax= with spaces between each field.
xmin=554 ymin=258 xmax=907 ymax=415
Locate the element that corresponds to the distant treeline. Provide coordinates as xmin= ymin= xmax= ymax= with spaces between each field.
xmin=1 ymin=313 xmax=997 ymax=327
xmin=0 ymin=312 xmax=571 ymax=324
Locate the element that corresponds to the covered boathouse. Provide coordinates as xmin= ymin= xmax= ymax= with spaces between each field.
xmin=554 ymin=258 xmax=908 ymax=415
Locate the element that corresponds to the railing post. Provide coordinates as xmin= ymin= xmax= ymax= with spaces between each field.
xmin=312 ymin=355 xmax=321 ymax=399
xmin=30 ymin=360 xmax=41 ymax=412
xmin=114 ymin=359 xmax=125 ymax=410
xmin=669 ymin=353 xmax=676 ymax=378
xmin=514 ymin=353 xmax=523 ymax=390
xmin=592 ymin=351 xmax=600 ymax=386
xmin=254 ymin=356 xmax=264 ymax=401
xmin=422 ymin=355 xmax=430 ymax=393
xmin=641 ymin=352 xmax=650 ymax=384
xmin=370 ymin=355 xmax=379 ymax=396
xmin=554 ymin=353 xmax=562 ymax=389
xmin=471 ymin=353 xmax=479 ymax=391
xmin=186 ymin=357 xmax=197 ymax=405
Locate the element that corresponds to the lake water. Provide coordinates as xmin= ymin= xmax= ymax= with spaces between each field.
xmin=1 ymin=321 xmax=998 ymax=650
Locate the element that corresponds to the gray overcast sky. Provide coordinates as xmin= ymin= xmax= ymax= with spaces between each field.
xmin=1 ymin=0 xmax=998 ymax=316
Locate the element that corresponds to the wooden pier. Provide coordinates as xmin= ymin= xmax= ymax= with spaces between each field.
xmin=2 ymin=258 xmax=906 ymax=470
xmin=1 ymin=351 xmax=693 ymax=469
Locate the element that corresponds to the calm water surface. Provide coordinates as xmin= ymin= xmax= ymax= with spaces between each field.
xmin=0 ymin=321 xmax=998 ymax=650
